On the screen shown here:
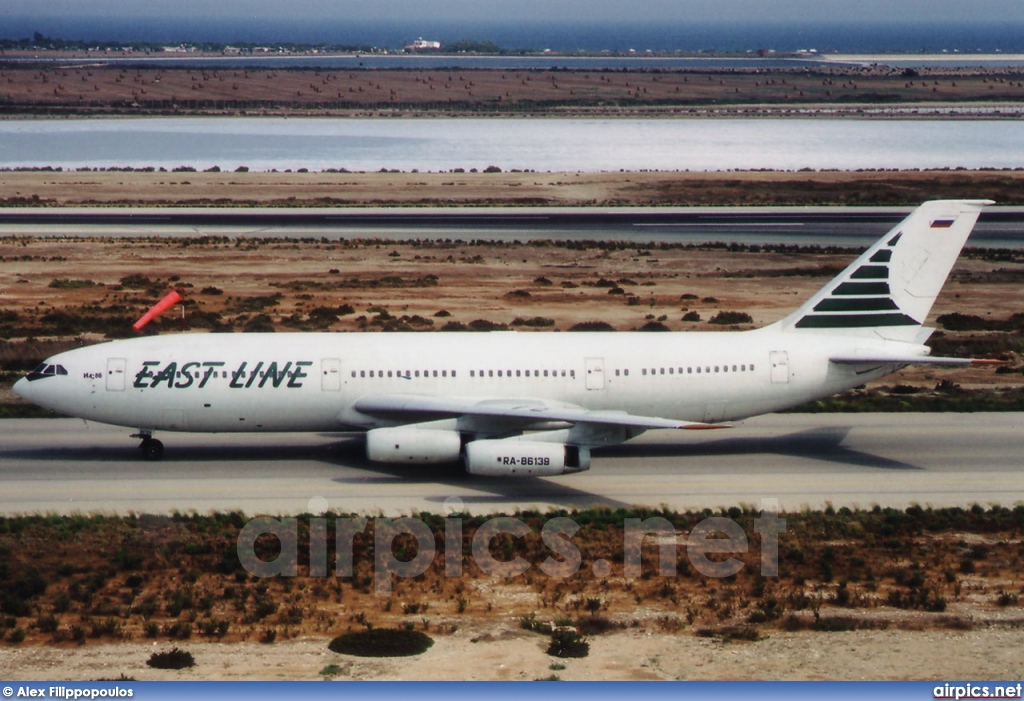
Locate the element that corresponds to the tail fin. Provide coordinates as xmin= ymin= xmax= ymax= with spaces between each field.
xmin=775 ymin=199 xmax=993 ymax=341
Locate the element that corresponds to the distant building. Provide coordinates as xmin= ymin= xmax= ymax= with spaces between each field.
xmin=406 ymin=38 xmax=441 ymax=51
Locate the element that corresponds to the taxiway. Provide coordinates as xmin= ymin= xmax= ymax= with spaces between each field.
xmin=1 ymin=413 xmax=1021 ymax=515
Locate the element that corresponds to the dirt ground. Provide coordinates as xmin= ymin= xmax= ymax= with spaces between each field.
xmin=4 ymin=169 xmax=1024 ymax=207
xmin=3 ymin=623 xmax=1024 ymax=681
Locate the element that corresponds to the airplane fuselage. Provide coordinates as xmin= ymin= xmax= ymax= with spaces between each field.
xmin=20 ymin=329 xmax=895 ymax=434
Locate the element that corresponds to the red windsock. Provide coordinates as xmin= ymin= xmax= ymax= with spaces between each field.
xmin=133 ymin=290 xmax=183 ymax=331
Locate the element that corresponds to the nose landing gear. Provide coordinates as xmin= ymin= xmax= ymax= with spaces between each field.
xmin=131 ymin=431 xmax=165 ymax=461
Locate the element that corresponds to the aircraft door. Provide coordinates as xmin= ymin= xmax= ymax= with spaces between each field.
xmin=321 ymin=358 xmax=341 ymax=391
xmin=769 ymin=351 xmax=790 ymax=384
xmin=106 ymin=358 xmax=126 ymax=391
xmin=584 ymin=357 xmax=605 ymax=391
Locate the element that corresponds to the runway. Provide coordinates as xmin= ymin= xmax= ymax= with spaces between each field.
xmin=2 ymin=205 xmax=1024 ymax=247
xmin=1 ymin=414 xmax=1021 ymax=516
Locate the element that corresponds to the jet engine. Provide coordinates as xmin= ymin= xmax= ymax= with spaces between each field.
xmin=464 ymin=439 xmax=590 ymax=477
xmin=365 ymin=427 xmax=462 ymax=464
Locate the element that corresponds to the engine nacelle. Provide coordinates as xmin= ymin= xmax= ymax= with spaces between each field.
xmin=464 ymin=440 xmax=591 ymax=477
xmin=365 ymin=427 xmax=462 ymax=464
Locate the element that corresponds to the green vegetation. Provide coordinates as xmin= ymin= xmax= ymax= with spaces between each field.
xmin=512 ymin=317 xmax=556 ymax=327
xmin=328 ymin=629 xmax=434 ymax=657
xmin=568 ymin=321 xmax=615 ymax=332
xmin=708 ymin=311 xmax=753 ymax=325
xmin=146 ymin=647 xmax=195 ymax=670
xmin=547 ymin=629 xmax=589 ymax=658
xmin=937 ymin=312 xmax=1024 ymax=332
xmin=788 ymin=386 xmax=1024 ymax=413
xmin=228 ymin=294 xmax=283 ymax=313
xmin=48 ymin=278 xmax=98 ymax=289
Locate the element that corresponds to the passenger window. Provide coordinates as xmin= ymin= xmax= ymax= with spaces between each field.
xmin=751 ymin=364 xmax=755 ymax=371
xmin=732 ymin=365 xmax=737 ymax=372
xmin=415 ymin=370 xmax=420 ymax=378
xmin=360 ymin=370 xmax=366 ymax=378
xmin=622 ymin=369 xmax=627 ymax=377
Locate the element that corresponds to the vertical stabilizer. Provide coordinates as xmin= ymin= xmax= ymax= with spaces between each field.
xmin=775 ymin=200 xmax=992 ymax=341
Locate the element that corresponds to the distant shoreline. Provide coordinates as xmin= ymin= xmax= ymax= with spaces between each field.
xmin=6 ymin=49 xmax=1024 ymax=66
xmin=822 ymin=53 xmax=1024 ymax=64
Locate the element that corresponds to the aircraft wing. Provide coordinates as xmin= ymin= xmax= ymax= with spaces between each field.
xmin=352 ymin=394 xmax=726 ymax=430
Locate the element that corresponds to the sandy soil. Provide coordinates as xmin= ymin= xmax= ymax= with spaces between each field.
xmin=3 ymin=622 xmax=1024 ymax=681
xmin=4 ymin=169 xmax=1024 ymax=207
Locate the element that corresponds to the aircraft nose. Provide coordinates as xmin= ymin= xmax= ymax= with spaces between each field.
xmin=13 ymin=376 xmax=29 ymax=399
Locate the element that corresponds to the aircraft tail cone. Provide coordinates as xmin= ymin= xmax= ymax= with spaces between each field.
xmin=133 ymin=290 xmax=183 ymax=331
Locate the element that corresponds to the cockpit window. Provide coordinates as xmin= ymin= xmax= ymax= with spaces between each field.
xmin=26 ymin=363 xmax=67 ymax=382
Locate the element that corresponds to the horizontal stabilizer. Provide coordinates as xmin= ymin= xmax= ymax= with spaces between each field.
xmin=830 ymin=356 xmax=1007 ymax=367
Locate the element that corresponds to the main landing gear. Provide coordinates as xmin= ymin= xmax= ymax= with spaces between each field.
xmin=131 ymin=431 xmax=164 ymax=461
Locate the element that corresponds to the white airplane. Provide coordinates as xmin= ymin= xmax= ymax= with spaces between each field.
xmin=14 ymin=200 xmax=999 ymax=475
